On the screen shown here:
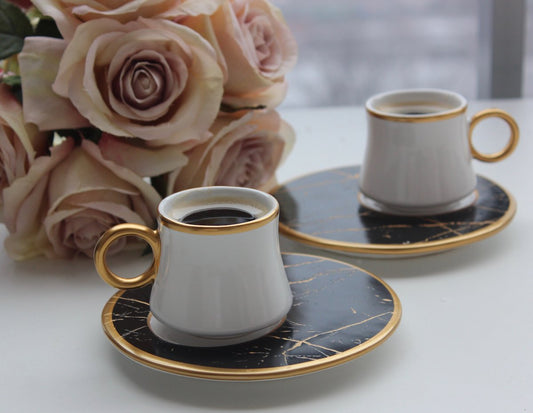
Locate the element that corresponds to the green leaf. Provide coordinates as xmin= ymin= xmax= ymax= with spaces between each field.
xmin=1 ymin=74 xmax=21 ymax=87
xmin=0 ymin=0 xmax=34 ymax=60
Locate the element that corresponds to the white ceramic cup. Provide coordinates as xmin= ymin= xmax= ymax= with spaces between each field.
xmin=359 ymin=89 xmax=519 ymax=216
xmin=94 ymin=186 xmax=293 ymax=347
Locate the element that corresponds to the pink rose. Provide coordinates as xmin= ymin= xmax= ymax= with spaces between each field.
xmin=184 ymin=0 xmax=298 ymax=109
xmin=7 ymin=0 xmax=33 ymax=10
xmin=3 ymin=138 xmax=161 ymax=260
xmin=98 ymin=133 xmax=188 ymax=178
xmin=167 ymin=110 xmax=294 ymax=193
xmin=3 ymin=139 xmax=74 ymax=260
xmin=32 ymin=0 xmax=223 ymax=39
xmin=18 ymin=37 xmax=91 ymax=131
xmin=0 ymin=84 xmax=47 ymax=216
xmin=52 ymin=17 xmax=224 ymax=146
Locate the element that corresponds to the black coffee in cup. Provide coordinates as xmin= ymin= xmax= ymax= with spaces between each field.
xmin=396 ymin=110 xmax=434 ymax=115
xmin=378 ymin=102 xmax=455 ymax=116
xmin=181 ymin=207 xmax=255 ymax=226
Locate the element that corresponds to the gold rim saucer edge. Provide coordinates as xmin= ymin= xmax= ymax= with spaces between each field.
xmin=274 ymin=170 xmax=516 ymax=256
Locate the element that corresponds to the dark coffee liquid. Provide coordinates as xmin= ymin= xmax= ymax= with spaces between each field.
xmin=399 ymin=111 xmax=432 ymax=115
xmin=181 ymin=208 xmax=255 ymax=226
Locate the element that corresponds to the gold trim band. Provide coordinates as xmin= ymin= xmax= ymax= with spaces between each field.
xmin=367 ymin=104 xmax=466 ymax=123
xmin=468 ymin=108 xmax=519 ymax=162
xmin=94 ymin=223 xmax=160 ymax=289
xmin=160 ymin=205 xmax=279 ymax=235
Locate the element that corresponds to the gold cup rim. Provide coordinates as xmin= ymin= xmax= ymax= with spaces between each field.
xmin=366 ymin=88 xmax=467 ymax=123
xmin=159 ymin=186 xmax=279 ymax=235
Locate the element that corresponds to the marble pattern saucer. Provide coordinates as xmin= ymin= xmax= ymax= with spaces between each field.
xmin=101 ymin=253 xmax=401 ymax=381
xmin=273 ymin=166 xmax=516 ymax=257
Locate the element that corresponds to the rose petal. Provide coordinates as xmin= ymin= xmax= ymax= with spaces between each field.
xmin=44 ymin=207 xmax=125 ymax=258
xmin=0 ymin=84 xmax=48 ymax=211
xmin=81 ymin=139 xmax=161 ymax=224
xmin=41 ymin=141 xmax=161 ymax=259
xmin=99 ymin=133 xmax=188 ymax=177
xmin=167 ymin=110 xmax=294 ymax=193
xmin=222 ymin=80 xmax=288 ymax=110
xmin=73 ymin=201 xmax=149 ymax=224
xmin=46 ymin=146 xmax=141 ymax=213
xmin=33 ymin=0 xmax=224 ymax=39
xmin=189 ymin=0 xmax=297 ymax=108
xmin=3 ymin=138 xmax=75 ymax=259
xmin=18 ymin=37 xmax=90 ymax=131
xmin=0 ymin=84 xmax=45 ymax=158
xmin=160 ymin=0 xmax=223 ymax=18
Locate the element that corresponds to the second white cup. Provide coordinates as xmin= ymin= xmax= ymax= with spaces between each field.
xmin=359 ymin=89 xmax=519 ymax=216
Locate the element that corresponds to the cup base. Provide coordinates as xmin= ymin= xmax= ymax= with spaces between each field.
xmin=358 ymin=190 xmax=478 ymax=216
xmin=148 ymin=314 xmax=286 ymax=348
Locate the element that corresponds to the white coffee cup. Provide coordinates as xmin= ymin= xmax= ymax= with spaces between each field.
xmin=94 ymin=186 xmax=293 ymax=347
xmin=359 ymin=89 xmax=519 ymax=216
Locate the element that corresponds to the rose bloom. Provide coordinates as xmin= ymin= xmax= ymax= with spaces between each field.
xmin=32 ymin=0 xmax=223 ymax=39
xmin=167 ymin=109 xmax=294 ymax=194
xmin=52 ymin=17 xmax=224 ymax=146
xmin=18 ymin=37 xmax=92 ymax=131
xmin=7 ymin=0 xmax=33 ymax=9
xmin=0 ymin=84 xmax=47 ymax=217
xmin=98 ymin=133 xmax=188 ymax=178
xmin=184 ymin=0 xmax=298 ymax=109
xmin=3 ymin=138 xmax=161 ymax=260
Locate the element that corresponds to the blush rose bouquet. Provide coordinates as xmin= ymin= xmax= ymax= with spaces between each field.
xmin=0 ymin=0 xmax=297 ymax=260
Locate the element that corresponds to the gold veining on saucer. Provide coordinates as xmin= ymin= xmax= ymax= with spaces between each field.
xmin=273 ymin=166 xmax=516 ymax=257
xmin=101 ymin=253 xmax=401 ymax=381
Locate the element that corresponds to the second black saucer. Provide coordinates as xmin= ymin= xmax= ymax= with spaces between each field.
xmin=273 ymin=165 xmax=516 ymax=257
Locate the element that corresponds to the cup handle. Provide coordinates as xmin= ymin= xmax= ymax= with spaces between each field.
xmin=468 ymin=108 xmax=519 ymax=162
xmin=94 ymin=223 xmax=160 ymax=289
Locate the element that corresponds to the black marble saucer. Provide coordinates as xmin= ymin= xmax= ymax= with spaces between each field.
xmin=102 ymin=253 xmax=401 ymax=381
xmin=273 ymin=166 xmax=516 ymax=257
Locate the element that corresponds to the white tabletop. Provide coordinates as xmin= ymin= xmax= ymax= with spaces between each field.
xmin=2 ymin=99 xmax=532 ymax=412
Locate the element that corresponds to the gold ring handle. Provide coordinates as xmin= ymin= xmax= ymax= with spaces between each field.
xmin=468 ymin=108 xmax=519 ymax=162
xmin=94 ymin=223 xmax=160 ymax=289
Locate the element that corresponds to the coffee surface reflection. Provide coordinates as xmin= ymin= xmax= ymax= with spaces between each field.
xmin=181 ymin=207 xmax=255 ymax=226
